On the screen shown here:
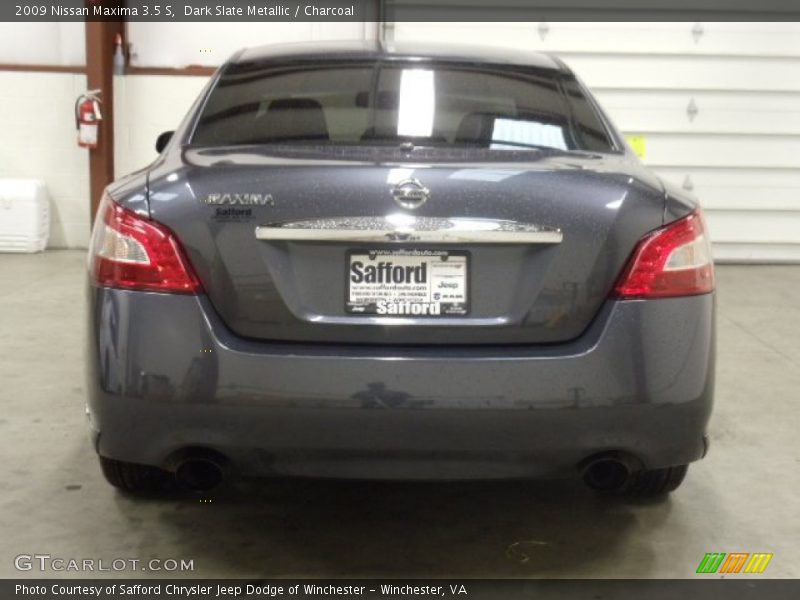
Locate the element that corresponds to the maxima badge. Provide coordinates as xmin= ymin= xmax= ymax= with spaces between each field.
xmin=203 ymin=193 xmax=275 ymax=206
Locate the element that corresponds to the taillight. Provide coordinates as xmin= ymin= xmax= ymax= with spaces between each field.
xmin=89 ymin=193 xmax=202 ymax=294
xmin=613 ymin=210 xmax=714 ymax=299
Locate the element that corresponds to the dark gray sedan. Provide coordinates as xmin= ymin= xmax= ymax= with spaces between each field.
xmin=87 ymin=41 xmax=715 ymax=497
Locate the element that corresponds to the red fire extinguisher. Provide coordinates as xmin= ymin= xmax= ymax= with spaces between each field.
xmin=75 ymin=90 xmax=102 ymax=149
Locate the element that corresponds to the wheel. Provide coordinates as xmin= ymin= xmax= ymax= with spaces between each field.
xmin=99 ymin=456 xmax=172 ymax=493
xmin=623 ymin=464 xmax=689 ymax=497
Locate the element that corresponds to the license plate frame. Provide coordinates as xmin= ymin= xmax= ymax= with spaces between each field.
xmin=346 ymin=249 xmax=470 ymax=317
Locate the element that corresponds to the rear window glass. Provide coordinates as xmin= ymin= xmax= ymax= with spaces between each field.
xmin=192 ymin=61 xmax=615 ymax=153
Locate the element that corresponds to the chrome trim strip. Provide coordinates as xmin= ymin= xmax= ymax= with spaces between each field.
xmin=255 ymin=216 xmax=563 ymax=244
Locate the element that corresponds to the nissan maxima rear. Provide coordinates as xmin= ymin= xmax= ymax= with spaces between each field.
xmin=86 ymin=41 xmax=715 ymax=497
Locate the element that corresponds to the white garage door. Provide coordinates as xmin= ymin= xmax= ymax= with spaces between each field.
xmin=390 ymin=22 xmax=800 ymax=263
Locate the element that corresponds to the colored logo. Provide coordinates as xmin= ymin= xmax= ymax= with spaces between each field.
xmin=696 ymin=552 xmax=773 ymax=574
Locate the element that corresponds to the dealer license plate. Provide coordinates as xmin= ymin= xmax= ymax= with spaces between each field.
xmin=346 ymin=250 xmax=469 ymax=316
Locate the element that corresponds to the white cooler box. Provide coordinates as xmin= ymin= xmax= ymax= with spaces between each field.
xmin=0 ymin=179 xmax=50 ymax=252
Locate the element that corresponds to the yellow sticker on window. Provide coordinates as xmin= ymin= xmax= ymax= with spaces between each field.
xmin=626 ymin=135 xmax=647 ymax=160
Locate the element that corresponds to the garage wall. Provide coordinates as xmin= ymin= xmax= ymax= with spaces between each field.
xmin=126 ymin=22 xmax=372 ymax=68
xmin=0 ymin=23 xmax=89 ymax=248
xmin=0 ymin=23 xmax=85 ymax=66
xmin=392 ymin=22 xmax=800 ymax=262
xmin=0 ymin=72 xmax=90 ymax=249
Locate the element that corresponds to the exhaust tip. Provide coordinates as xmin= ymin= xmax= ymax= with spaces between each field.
xmin=583 ymin=459 xmax=631 ymax=492
xmin=581 ymin=452 xmax=643 ymax=492
xmin=174 ymin=458 xmax=224 ymax=492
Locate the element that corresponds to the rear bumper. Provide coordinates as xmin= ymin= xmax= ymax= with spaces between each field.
xmin=86 ymin=289 xmax=715 ymax=480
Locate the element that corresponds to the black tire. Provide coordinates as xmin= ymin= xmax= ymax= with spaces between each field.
xmin=99 ymin=456 xmax=172 ymax=493
xmin=623 ymin=464 xmax=689 ymax=497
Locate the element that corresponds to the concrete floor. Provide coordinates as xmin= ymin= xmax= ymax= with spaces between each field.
xmin=0 ymin=250 xmax=798 ymax=579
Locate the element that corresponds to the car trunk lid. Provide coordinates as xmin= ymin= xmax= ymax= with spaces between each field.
xmin=146 ymin=147 xmax=665 ymax=345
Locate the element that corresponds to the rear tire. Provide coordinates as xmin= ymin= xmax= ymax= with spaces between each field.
xmin=623 ymin=464 xmax=688 ymax=497
xmin=99 ymin=456 xmax=171 ymax=493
